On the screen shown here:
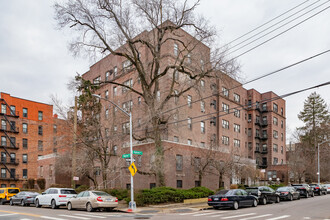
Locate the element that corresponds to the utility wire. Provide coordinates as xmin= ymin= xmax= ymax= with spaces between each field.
xmin=228 ymin=0 xmax=329 ymax=54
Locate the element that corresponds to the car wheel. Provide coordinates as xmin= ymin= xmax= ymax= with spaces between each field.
xmin=35 ymin=199 xmax=41 ymax=208
xmin=261 ymin=197 xmax=267 ymax=205
xmin=305 ymin=193 xmax=309 ymax=198
xmin=252 ymin=199 xmax=258 ymax=207
xmin=297 ymin=195 xmax=301 ymax=200
xmin=233 ymin=201 xmax=239 ymax=210
xmin=0 ymin=199 xmax=4 ymax=205
xmin=67 ymin=202 xmax=72 ymax=211
xmin=311 ymin=192 xmax=314 ymax=197
xmin=289 ymin=194 xmax=293 ymax=201
xmin=21 ymin=200 xmax=25 ymax=206
xmin=86 ymin=202 xmax=94 ymax=212
xmin=213 ymin=206 xmax=220 ymax=210
xmin=51 ymin=200 xmax=57 ymax=209
xmin=9 ymin=200 xmax=13 ymax=206
xmin=275 ymin=196 xmax=280 ymax=203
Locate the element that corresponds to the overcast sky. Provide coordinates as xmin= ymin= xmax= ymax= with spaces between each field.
xmin=0 ymin=0 xmax=329 ymax=143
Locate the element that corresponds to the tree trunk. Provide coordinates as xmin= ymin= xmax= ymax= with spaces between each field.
xmin=153 ymin=116 xmax=165 ymax=186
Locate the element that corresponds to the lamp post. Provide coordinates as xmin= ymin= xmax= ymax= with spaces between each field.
xmin=92 ymin=94 xmax=136 ymax=211
xmin=317 ymin=140 xmax=329 ymax=185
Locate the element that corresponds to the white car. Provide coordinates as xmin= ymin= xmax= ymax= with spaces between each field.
xmin=322 ymin=184 xmax=330 ymax=194
xmin=35 ymin=188 xmax=77 ymax=209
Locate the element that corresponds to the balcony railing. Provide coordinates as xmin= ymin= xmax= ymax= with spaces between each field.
xmin=0 ymin=159 xmax=19 ymax=165
xmin=0 ymin=174 xmax=19 ymax=180
xmin=261 ymin=148 xmax=268 ymax=154
xmin=261 ymin=120 xmax=268 ymax=127
xmin=0 ymin=143 xmax=19 ymax=149
xmin=261 ymin=134 xmax=268 ymax=140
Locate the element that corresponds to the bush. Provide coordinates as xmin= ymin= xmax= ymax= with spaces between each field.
xmin=37 ymin=178 xmax=46 ymax=190
xmin=27 ymin=179 xmax=35 ymax=189
xmin=75 ymin=185 xmax=90 ymax=193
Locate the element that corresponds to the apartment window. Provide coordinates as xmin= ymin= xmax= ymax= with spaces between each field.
xmin=222 ymin=119 xmax=229 ymax=129
xmin=1 ymin=152 xmax=6 ymax=163
xmin=113 ymin=66 xmax=117 ymax=77
xmin=262 ymin=103 xmax=267 ymax=111
xmin=22 ymin=154 xmax=28 ymax=164
xmin=200 ymin=59 xmax=204 ymax=71
xmin=122 ymin=122 xmax=129 ymax=134
xmin=156 ymin=91 xmax=160 ymax=101
xmin=174 ymin=43 xmax=178 ymax=56
xmin=262 ymin=130 xmax=267 ymax=138
xmin=222 ymin=136 xmax=229 ymax=145
xmin=174 ymin=70 xmax=179 ymax=81
xmin=53 ymin=125 xmax=57 ymax=133
xmin=187 ymin=53 xmax=191 ymax=64
xmin=105 ymin=71 xmax=110 ymax=81
xmin=176 ymin=155 xmax=183 ymax=171
xmin=281 ymin=146 xmax=284 ymax=154
xmin=273 ymin=130 xmax=278 ymax=139
xmin=138 ymin=97 xmax=141 ymax=105
xmin=105 ymin=109 xmax=109 ymax=119
xmin=255 ymin=129 xmax=260 ymax=137
xmin=201 ymin=121 xmax=205 ymax=133
xmin=281 ymin=108 xmax=284 ymax=116
xmin=105 ymin=90 xmax=109 ymax=100
xmin=1 ymin=169 xmax=6 ymax=178
xmin=273 ymin=144 xmax=278 ymax=152
xmin=1 ymin=104 xmax=6 ymax=114
xmin=262 ymin=144 xmax=267 ymax=152
xmin=113 ymin=125 xmax=117 ymax=132
xmin=256 ymin=143 xmax=260 ymax=151
xmin=234 ymin=139 xmax=240 ymax=147
xmin=105 ymin=128 xmax=109 ymax=137
xmin=262 ymin=116 xmax=267 ymax=124
xmin=234 ymin=109 xmax=240 ymax=118
xmin=113 ymin=86 xmax=117 ymax=96
xmin=122 ymin=60 xmax=132 ymax=72
xmin=188 ymin=139 xmax=192 ymax=145
xmin=187 ymin=95 xmax=192 ymax=107
xmin=194 ymin=157 xmax=201 ymax=171
xmin=122 ymin=79 xmax=133 ymax=93
xmin=22 ymin=123 xmax=28 ymax=134
xmin=200 ymin=80 xmax=205 ymax=88
xmin=222 ymin=103 xmax=229 ymax=113
xmin=22 ymin=139 xmax=27 ymax=149
xmin=38 ymin=141 xmax=43 ymax=151
xmin=248 ymin=100 xmax=252 ymax=108
xmin=174 ymin=136 xmax=179 ymax=142
xmin=234 ymin=124 xmax=240 ymax=133
xmin=1 ymin=137 xmax=6 ymax=147
xmin=273 ymin=157 xmax=278 ymax=165
xmin=10 ymin=137 xmax=16 ymax=148
xmin=210 ymin=99 xmax=216 ymax=110
xmin=38 ymin=111 xmax=43 ymax=121
xmin=174 ymin=90 xmax=179 ymax=104
xmin=248 ymin=128 xmax=252 ymax=137
xmin=222 ymin=87 xmax=229 ymax=97
xmin=53 ymin=137 xmax=57 ymax=146
xmin=200 ymin=142 xmax=205 ymax=148
xmin=38 ymin=126 xmax=43 ymax=135
xmin=113 ymin=145 xmax=118 ymax=156
xmin=8 ymin=106 xmax=14 ymax=116
xmin=281 ymin=120 xmax=284 ymax=128
xmin=177 ymin=180 xmax=182 ymax=188
xmin=93 ymin=76 xmax=101 ymax=84
xmin=273 ymin=103 xmax=278 ymax=113
xmin=1 ymin=120 xmax=6 ymax=130
xmin=248 ymin=114 xmax=252 ymax=122
xmin=185 ymin=117 xmax=192 ymax=130
xmin=94 ymin=167 xmax=101 ymax=176
xmin=10 ymin=153 xmax=16 ymax=163
xmin=234 ymin=93 xmax=240 ymax=103
xmin=22 ymin=169 xmax=27 ymax=179
xmin=201 ymin=101 xmax=205 ymax=113
xmin=22 ymin=108 xmax=28 ymax=117
xmin=273 ymin=117 xmax=278 ymax=126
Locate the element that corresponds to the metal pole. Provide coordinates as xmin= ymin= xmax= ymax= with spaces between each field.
xmin=72 ymin=96 xmax=77 ymax=189
xmin=129 ymin=112 xmax=136 ymax=210
xmin=317 ymin=143 xmax=320 ymax=185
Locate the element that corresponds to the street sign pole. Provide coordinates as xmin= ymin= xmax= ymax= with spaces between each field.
xmin=129 ymin=112 xmax=136 ymax=211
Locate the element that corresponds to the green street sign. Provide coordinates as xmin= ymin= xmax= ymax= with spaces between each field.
xmin=133 ymin=150 xmax=143 ymax=155
xmin=122 ymin=154 xmax=131 ymax=159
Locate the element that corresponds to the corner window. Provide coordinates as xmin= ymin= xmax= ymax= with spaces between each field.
xmin=23 ymin=108 xmax=28 ymax=118
xmin=176 ymin=155 xmax=183 ymax=171
xmin=38 ymin=111 xmax=43 ymax=121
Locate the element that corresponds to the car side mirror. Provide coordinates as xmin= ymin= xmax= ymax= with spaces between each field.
xmin=73 ymin=195 xmax=77 ymax=198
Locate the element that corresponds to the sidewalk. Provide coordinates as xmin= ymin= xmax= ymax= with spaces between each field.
xmin=117 ymin=199 xmax=211 ymax=214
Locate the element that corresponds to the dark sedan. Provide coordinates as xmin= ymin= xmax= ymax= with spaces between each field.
xmin=292 ymin=184 xmax=314 ymax=198
xmin=10 ymin=191 xmax=40 ymax=206
xmin=309 ymin=184 xmax=327 ymax=196
xmin=276 ymin=187 xmax=300 ymax=201
xmin=245 ymin=186 xmax=280 ymax=205
xmin=208 ymin=189 xmax=258 ymax=210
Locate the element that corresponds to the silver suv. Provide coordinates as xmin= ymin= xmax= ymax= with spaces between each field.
xmin=35 ymin=188 xmax=77 ymax=209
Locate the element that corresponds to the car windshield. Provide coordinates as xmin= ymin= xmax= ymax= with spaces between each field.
xmin=216 ymin=190 xmax=230 ymax=195
xmin=8 ymin=189 xmax=19 ymax=193
xmin=60 ymin=189 xmax=77 ymax=194
xmin=277 ymin=187 xmax=290 ymax=191
xmin=92 ymin=191 xmax=110 ymax=196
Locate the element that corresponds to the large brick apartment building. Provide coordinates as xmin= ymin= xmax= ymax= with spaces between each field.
xmin=81 ymin=24 xmax=287 ymax=190
xmin=0 ymin=92 xmax=71 ymax=188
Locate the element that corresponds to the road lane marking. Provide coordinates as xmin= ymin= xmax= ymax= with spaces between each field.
xmin=0 ymin=213 xmax=18 ymax=216
xmin=73 ymin=213 xmax=106 ymax=218
xmin=20 ymin=219 xmax=32 ymax=220
xmin=59 ymin=215 xmax=90 ymax=219
xmin=221 ymin=213 xmax=256 ymax=219
xmin=193 ymin=212 xmax=223 ymax=216
xmin=179 ymin=211 xmax=214 ymax=215
xmin=240 ymin=214 xmax=273 ymax=220
xmin=0 ymin=210 xmax=40 ymax=218
xmin=209 ymin=211 xmax=231 ymax=217
xmin=41 ymin=217 xmax=67 ymax=220
xmin=266 ymin=215 xmax=291 ymax=220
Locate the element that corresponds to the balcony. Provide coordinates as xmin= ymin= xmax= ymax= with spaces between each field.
xmin=261 ymin=134 xmax=268 ymax=140
xmin=0 ymin=174 xmax=19 ymax=181
xmin=259 ymin=163 xmax=268 ymax=169
xmin=255 ymin=148 xmax=260 ymax=153
xmin=1 ymin=159 xmax=19 ymax=165
xmin=0 ymin=143 xmax=19 ymax=150
xmin=261 ymin=106 xmax=268 ymax=112
xmin=261 ymin=148 xmax=268 ymax=154
xmin=261 ymin=120 xmax=268 ymax=127
xmin=255 ymin=119 xmax=261 ymax=126
xmin=0 ymin=126 xmax=19 ymax=134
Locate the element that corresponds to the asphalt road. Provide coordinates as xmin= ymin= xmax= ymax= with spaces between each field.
xmin=0 ymin=194 xmax=329 ymax=220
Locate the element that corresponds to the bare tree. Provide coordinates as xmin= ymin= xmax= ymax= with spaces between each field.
xmin=54 ymin=0 xmax=238 ymax=186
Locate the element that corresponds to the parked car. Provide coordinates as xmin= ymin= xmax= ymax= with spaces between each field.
xmin=9 ymin=191 xmax=40 ymax=206
xmin=276 ymin=186 xmax=300 ymax=201
xmin=0 ymin=187 xmax=20 ymax=205
xmin=35 ymin=188 xmax=77 ymax=209
xmin=67 ymin=191 xmax=118 ymax=212
xmin=245 ymin=186 xmax=280 ymax=205
xmin=321 ymin=184 xmax=330 ymax=194
xmin=309 ymin=184 xmax=327 ymax=195
xmin=207 ymin=189 xmax=258 ymax=210
xmin=291 ymin=184 xmax=314 ymax=198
